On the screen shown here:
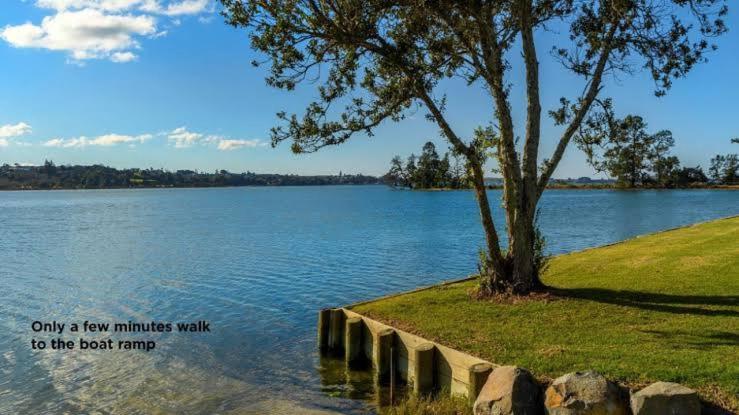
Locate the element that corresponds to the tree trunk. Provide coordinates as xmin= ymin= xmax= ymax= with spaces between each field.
xmin=467 ymin=153 xmax=545 ymax=295
xmin=508 ymin=209 xmax=540 ymax=294
xmin=468 ymin=157 xmax=506 ymax=292
xmin=469 ymin=156 xmax=545 ymax=295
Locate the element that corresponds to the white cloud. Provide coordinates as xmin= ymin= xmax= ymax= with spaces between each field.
xmin=43 ymin=137 xmax=84 ymax=147
xmin=167 ymin=126 xmax=202 ymax=148
xmin=141 ymin=0 xmax=209 ymax=16
xmin=111 ymin=51 xmax=136 ymax=62
xmin=2 ymin=1 xmax=211 ymax=63
xmin=1 ymin=9 xmax=156 ymax=62
xmin=0 ymin=122 xmax=33 ymax=146
xmin=36 ymin=127 xmax=262 ymax=151
xmin=0 ymin=122 xmax=33 ymax=138
xmin=36 ymin=0 xmax=144 ymax=12
xmin=217 ymin=139 xmax=263 ymax=151
xmin=167 ymin=127 xmax=265 ymax=150
xmin=36 ymin=0 xmax=209 ymax=15
xmin=43 ymin=133 xmax=152 ymax=147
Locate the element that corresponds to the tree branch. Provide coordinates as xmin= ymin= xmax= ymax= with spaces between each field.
xmin=537 ymin=22 xmax=618 ymax=198
xmin=475 ymin=5 xmax=522 ymax=242
xmin=520 ymin=0 xmax=541 ymax=212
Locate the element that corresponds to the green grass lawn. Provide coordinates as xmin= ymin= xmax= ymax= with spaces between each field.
xmin=352 ymin=216 xmax=739 ymax=410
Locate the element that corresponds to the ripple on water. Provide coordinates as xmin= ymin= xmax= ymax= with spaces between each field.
xmin=0 ymin=186 xmax=737 ymax=414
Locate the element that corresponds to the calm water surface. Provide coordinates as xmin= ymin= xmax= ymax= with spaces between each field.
xmin=1 ymin=186 xmax=737 ymax=414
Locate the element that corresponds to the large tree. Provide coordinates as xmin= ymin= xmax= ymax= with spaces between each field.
xmin=221 ymin=0 xmax=727 ymax=295
xmin=417 ymin=141 xmax=442 ymax=188
xmin=576 ymin=103 xmax=679 ymax=187
xmin=385 ymin=155 xmax=407 ymax=187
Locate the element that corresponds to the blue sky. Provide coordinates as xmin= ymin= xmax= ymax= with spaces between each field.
xmin=0 ymin=1 xmax=737 ymax=177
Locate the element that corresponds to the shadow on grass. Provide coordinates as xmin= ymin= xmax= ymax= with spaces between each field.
xmin=551 ymin=288 xmax=739 ymax=317
xmin=640 ymin=329 xmax=739 ymax=348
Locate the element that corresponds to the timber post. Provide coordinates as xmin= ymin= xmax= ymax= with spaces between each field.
xmin=344 ymin=317 xmax=364 ymax=367
xmin=468 ymin=362 xmax=493 ymax=403
xmin=412 ymin=342 xmax=436 ymax=395
xmin=317 ymin=308 xmax=331 ymax=352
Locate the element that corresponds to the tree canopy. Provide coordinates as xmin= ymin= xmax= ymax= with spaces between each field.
xmin=575 ymin=101 xmax=682 ymax=187
xmin=385 ymin=142 xmax=468 ymax=189
xmin=221 ymin=0 xmax=728 ymax=294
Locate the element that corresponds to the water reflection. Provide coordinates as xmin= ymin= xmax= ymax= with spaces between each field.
xmin=318 ymin=355 xmax=408 ymax=409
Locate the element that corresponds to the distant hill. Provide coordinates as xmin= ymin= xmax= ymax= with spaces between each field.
xmin=0 ymin=162 xmax=381 ymax=190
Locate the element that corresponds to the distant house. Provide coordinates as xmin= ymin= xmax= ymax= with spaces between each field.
xmin=9 ymin=164 xmax=34 ymax=172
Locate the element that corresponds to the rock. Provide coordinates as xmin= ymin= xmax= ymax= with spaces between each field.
xmin=544 ymin=371 xmax=628 ymax=415
xmin=630 ymin=382 xmax=701 ymax=415
xmin=474 ymin=365 xmax=543 ymax=415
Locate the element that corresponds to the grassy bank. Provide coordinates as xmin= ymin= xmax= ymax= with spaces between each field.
xmin=352 ymin=216 xmax=739 ymax=410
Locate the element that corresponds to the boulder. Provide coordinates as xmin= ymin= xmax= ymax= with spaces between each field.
xmin=630 ymin=382 xmax=701 ymax=415
xmin=474 ymin=365 xmax=543 ymax=415
xmin=544 ymin=371 xmax=628 ymax=415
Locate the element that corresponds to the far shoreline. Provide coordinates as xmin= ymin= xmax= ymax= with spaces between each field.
xmin=2 ymin=183 xmax=738 ymax=192
xmin=402 ymin=184 xmax=739 ymax=191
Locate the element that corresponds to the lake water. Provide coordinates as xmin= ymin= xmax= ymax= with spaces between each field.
xmin=1 ymin=186 xmax=737 ymax=414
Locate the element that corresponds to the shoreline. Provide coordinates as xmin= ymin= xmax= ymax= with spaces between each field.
xmin=2 ymin=183 xmax=737 ymax=192
xmin=350 ymin=216 xmax=739 ymax=411
xmin=0 ymin=183 xmax=386 ymax=192
xmin=346 ymin=213 xmax=739 ymax=310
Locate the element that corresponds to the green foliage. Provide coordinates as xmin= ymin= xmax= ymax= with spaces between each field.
xmin=676 ymin=166 xmax=709 ymax=186
xmin=708 ymin=139 xmax=739 ymax=185
xmin=0 ymin=163 xmax=380 ymax=190
xmin=417 ymin=142 xmax=442 ymax=188
xmin=220 ymin=1 xmax=727 ymax=152
xmin=355 ymin=217 xmax=739 ymax=412
xmin=709 ymin=153 xmax=739 ymax=184
xmin=651 ymin=155 xmax=681 ymax=187
xmin=385 ymin=142 xmax=467 ymax=189
xmin=42 ymin=159 xmax=57 ymax=176
xmin=475 ymin=249 xmax=498 ymax=296
xmin=386 ymin=156 xmax=406 ymax=187
xmin=575 ymin=101 xmax=681 ymax=187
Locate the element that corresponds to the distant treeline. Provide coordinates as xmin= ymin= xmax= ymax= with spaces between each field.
xmin=386 ymin=124 xmax=738 ymax=190
xmin=575 ymin=105 xmax=738 ymax=188
xmin=0 ymin=161 xmax=381 ymax=190
xmin=383 ymin=142 xmax=470 ymax=189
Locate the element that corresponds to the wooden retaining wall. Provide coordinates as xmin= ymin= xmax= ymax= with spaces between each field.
xmin=318 ymin=307 xmax=495 ymax=401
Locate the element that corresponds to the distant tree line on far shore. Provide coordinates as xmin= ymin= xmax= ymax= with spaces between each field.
xmin=0 ymin=161 xmax=381 ymax=190
xmin=386 ymin=114 xmax=738 ymax=191
xmin=709 ymin=142 xmax=739 ymax=185
xmin=384 ymin=142 xmax=470 ymax=189
xmin=576 ymin=101 xmax=738 ymax=188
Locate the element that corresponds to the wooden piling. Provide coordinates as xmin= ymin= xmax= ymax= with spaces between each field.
xmin=412 ymin=342 xmax=436 ymax=395
xmin=468 ymin=362 xmax=493 ymax=403
xmin=344 ymin=317 xmax=364 ymax=367
xmin=317 ymin=309 xmax=331 ymax=352
xmin=329 ymin=308 xmax=345 ymax=352
xmin=373 ymin=328 xmax=395 ymax=384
